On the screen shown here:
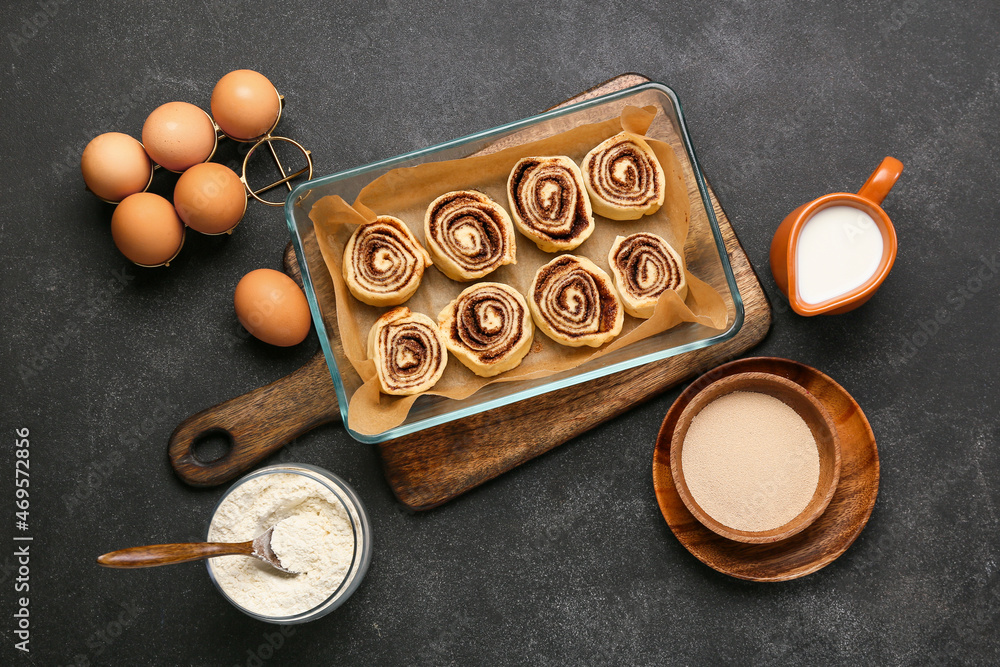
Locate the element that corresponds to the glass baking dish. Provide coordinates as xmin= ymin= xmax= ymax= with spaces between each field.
xmin=285 ymin=81 xmax=744 ymax=444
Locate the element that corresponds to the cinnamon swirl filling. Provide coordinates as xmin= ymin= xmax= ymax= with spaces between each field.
xmin=528 ymin=255 xmax=623 ymax=348
xmin=438 ymin=282 xmax=533 ymax=377
xmin=367 ymin=307 xmax=448 ymax=395
xmin=582 ymin=132 xmax=665 ymax=221
xmin=424 ymin=190 xmax=516 ymax=281
xmin=343 ymin=215 xmax=431 ymax=306
xmin=507 ymin=156 xmax=594 ymax=252
xmin=608 ymin=233 xmax=687 ymax=319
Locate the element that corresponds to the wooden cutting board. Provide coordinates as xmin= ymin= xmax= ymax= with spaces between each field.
xmin=169 ymin=74 xmax=773 ymax=509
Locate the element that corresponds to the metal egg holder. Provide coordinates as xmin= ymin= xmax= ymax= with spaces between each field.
xmin=88 ymin=91 xmax=313 ymax=267
xmin=234 ymin=104 xmax=314 ymax=207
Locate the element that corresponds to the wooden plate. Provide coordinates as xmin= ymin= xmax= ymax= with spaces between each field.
xmin=652 ymin=357 xmax=879 ymax=581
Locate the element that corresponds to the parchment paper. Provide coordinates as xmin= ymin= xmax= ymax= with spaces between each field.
xmin=310 ymin=106 xmax=727 ymax=435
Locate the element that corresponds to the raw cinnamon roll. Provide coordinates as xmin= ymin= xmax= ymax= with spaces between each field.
xmin=438 ymin=282 xmax=534 ymax=377
xmin=367 ymin=307 xmax=448 ymax=395
xmin=528 ymin=255 xmax=623 ymax=348
xmin=506 ymin=156 xmax=594 ymax=252
xmin=582 ymin=132 xmax=665 ymax=220
xmin=608 ymin=233 xmax=688 ymax=319
xmin=343 ymin=215 xmax=431 ymax=306
xmin=424 ymin=190 xmax=516 ymax=281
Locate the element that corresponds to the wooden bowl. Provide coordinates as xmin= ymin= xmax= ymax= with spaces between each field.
xmin=669 ymin=371 xmax=842 ymax=543
xmin=652 ymin=357 xmax=879 ymax=581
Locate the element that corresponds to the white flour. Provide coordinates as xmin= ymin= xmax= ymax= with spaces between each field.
xmin=208 ymin=473 xmax=355 ymax=617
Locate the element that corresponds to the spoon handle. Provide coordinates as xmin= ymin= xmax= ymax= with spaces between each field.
xmin=97 ymin=541 xmax=253 ymax=568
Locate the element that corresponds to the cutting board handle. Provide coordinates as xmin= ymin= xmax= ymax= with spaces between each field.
xmin=168 ymin=353 xmax=341 ymax=487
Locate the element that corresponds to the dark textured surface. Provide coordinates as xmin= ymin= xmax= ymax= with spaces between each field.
xmin=1 ymin=1 xmax=998 ymax=665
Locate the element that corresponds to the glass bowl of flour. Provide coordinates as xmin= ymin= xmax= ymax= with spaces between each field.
xmin=206 ymin=463 xmax=372 ymax=624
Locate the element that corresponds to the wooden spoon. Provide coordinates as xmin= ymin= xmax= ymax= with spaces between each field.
xmin=96 ymin=525 xmax=296 ymax=573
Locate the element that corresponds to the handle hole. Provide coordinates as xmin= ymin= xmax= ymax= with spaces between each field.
xmin=191 ymin=429 xmax=234 ymax=464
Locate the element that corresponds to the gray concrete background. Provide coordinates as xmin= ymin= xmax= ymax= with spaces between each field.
xmin=1 ymin=0 xmax=997 ymax=664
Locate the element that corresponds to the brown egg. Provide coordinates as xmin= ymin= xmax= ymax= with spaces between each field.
xmin=111 ymin=193 xmax=185 ymax=266
xmin=142 ymin=102 xmax=217 ymax=172
xmin=173 ymin=163 xmax=247 ymax=234
xmin=234 ymin=269 xmax=312 ymax=346
xmin=210 ymin=70 xmax=281 ymax=141
xmin=81 ymin=132 xmax=153 ymax=203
